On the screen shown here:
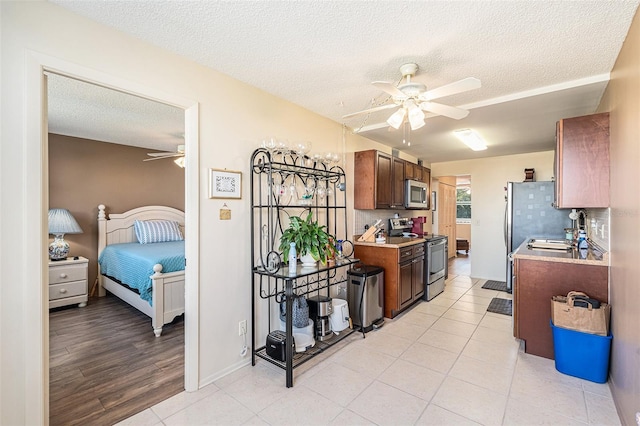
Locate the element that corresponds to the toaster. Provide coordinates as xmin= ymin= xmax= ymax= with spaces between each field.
xmin=266 ymin=330 xmax=294 ymax=361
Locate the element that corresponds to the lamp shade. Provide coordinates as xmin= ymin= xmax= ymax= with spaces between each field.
xmin=48 ymin=209 xmax=83 ymax=235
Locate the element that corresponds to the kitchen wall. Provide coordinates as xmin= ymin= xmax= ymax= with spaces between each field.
xmin=49 ymin=134 xmax=185 ymax=287
xmin=0 ymin=3 xmax=384 ymax=423
xmin=431 ymin=151 xmax=556 ymax=281
xmin=456 ymin=223 xmax=471 ymax=246
xmin=596 ymin=7 xmax=640 ymax=424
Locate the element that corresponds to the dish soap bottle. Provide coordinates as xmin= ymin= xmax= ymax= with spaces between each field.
xmin=577 ymin=229 xmax=588 ymax=250
xmin=288 ymin=242 xmax=297 ymax=275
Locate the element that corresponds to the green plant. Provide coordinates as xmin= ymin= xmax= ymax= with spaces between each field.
xmin=279 ymin=212 xmax=336 ymax=264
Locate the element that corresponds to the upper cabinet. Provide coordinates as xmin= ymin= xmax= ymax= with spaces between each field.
xmin=354 ymin=150 xmax=429 ymax=210
xmin=354 ymin=150 xmax=404 ymax=209
xmin=555 ymin=112 xmax=610 ymax=208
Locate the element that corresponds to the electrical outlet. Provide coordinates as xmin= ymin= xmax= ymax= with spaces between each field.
xmin=238 ymin=320 xmax=247 ymax=336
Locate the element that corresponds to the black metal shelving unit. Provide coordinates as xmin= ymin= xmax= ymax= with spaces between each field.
xmin=250 ymin=148 xmax=358 ymax=387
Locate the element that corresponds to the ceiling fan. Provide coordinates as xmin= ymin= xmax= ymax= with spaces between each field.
xmin=144 ymin=144 xmax=185 ymax=167
xmin=343 ymin=63 xmax=481 ymax=131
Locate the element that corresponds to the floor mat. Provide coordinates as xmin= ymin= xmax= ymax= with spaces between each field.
xmin=487 ymin=298 xmax=512 ymax=316
xmin=482 ymin=280 xmax=509 ymax=292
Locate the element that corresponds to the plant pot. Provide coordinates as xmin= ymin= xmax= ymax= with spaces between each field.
xmin=300 ymin=253 xmax=317 ymax=267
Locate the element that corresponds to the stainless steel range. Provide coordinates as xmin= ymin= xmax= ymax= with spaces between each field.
xmin=424 ymin=236 xmax=447 ymax=301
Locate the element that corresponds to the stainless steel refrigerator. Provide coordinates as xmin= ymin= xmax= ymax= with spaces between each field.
xmin=505 ymin=181 xmax=572 ymax=292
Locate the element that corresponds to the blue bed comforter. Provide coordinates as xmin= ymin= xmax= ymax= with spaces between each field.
xmin=98 ymin=241 xmax=185 ymax=304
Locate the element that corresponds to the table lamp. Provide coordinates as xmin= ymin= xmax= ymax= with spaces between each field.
xmin=48 ymin=208 xmax=83 ymax=261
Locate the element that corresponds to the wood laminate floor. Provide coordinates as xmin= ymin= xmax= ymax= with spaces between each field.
xmin=49 ymin=294 xmax=184 ymax=426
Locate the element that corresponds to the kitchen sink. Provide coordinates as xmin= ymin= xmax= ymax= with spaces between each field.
xmin=527 ymin=238 xmax=572 ymax=250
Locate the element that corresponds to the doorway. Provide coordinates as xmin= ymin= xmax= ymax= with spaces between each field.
xmin=47 ymin=73 xmax=188 ymax=424
xmin=25 ymin=54 xmax=200 ymax=424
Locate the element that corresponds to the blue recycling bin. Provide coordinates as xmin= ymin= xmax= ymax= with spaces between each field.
xmin=550 ymin=320 xmax=612 ymax=383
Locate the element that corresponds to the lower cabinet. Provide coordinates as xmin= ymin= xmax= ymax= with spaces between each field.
xmin=513 ymin=257 xmax=608 ymax=359
xmin=355 ymin=242 xmax=425 ymax=318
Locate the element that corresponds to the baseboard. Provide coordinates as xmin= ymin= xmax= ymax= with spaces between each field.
xmin=197 ymin=358 xmax=252 ymax=389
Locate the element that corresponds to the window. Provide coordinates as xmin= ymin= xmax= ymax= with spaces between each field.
xmin=456 ymin=185 xmax=471 ymax=223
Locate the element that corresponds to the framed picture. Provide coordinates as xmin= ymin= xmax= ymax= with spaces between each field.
xmin=209 ymin=169 xmax=242 ymax=199
xmin=431 ymin=191 xmax=437 ymax=211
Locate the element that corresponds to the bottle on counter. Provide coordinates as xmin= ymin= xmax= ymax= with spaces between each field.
xmin=577 ymin=229 xmax=588 ymax=250
xmin=288 ymin=242 xmax=297 ymax=274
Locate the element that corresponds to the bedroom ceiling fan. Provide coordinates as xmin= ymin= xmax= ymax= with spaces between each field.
xmin=144 ymin=144 xmax=185 ymax=167
xmin=343 ymin=63 xmax=481 ymax=131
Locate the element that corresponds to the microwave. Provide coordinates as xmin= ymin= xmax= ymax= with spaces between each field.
xmin=405 ymin=179 xmax=429 ymax=209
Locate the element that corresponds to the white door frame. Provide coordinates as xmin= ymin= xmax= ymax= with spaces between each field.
xmin=25 ymin=51 xmax=200 ymax=425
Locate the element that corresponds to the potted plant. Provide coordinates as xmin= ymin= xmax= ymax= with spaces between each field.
xmin=279 ymin=212 xmax=336 ymax=267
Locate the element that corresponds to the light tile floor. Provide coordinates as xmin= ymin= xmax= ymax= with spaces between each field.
xmin=118 ymin=256 xmax=620 ymax=425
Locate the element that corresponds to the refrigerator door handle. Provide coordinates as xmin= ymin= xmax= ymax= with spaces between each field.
xmin=503 ymin=201 xmax=508 ymax=247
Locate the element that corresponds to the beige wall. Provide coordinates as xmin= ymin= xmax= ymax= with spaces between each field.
xmin=596 ymin=8 xmax=640 ymax=424
xmin=48 ymin=134 xmax=185 ymax=287
xmin=432 ymin=151 xmax=556 ymax=280
xmin=1 ymin=3 xmax=381 ymax=423
xmin=456 ymin=223 xmax=471 ymax=245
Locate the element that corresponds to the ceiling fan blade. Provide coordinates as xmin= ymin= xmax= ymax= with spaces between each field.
xmin=144 ymin=153 xmax=184 ymax=160
xmin=351 ymin=122 xmax=391 ymax=133
xmin=372 ymin=81 xmax=408 ymax=99
xmin=342 ymin=103 xmax=398 ymax=119
xmin=147 ymin=152 xmax=177 ymax=157
xmin=419 ymin=77 xmax=481 ymax=101
xmin=420 ymin=102 xmax=469 ymax=120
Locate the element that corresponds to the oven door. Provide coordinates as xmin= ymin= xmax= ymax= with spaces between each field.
xmin=427 ymin=239 xmax=446 ymax=283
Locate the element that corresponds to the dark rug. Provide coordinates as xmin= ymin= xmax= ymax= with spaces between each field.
xmin=487 ymin=298 xmax=512 ymax=316
xmin=481 ymin=280 xmax=508 ymax=292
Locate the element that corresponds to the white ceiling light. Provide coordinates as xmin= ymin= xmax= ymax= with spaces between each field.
xmin=387 ymin=108 xmax=406 ymax=129
xmin=453 ymin=129 xmax=488 ymax=151
xmin=406 ymin=100 xmax=426 ymax=130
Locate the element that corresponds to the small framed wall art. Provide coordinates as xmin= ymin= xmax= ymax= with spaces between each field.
xmin=209 ymin=169 xmax=242 ymax=199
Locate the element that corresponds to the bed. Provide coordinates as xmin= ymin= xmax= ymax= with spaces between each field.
xmin=97 ymin=204 xmax=185 ymax=337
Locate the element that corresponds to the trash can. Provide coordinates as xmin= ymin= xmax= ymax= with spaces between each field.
xmin=550 ymin=320 xmax=612 ymax=383
xmin=347 ymin=265 xmax=384 ymax=332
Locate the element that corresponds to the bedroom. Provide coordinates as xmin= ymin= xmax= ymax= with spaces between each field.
xmin=47 ymin=75 xmax=188 ymax=424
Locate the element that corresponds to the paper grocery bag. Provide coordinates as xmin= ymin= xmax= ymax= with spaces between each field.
xmin=551 ymin=291 xmax=610 ymax=336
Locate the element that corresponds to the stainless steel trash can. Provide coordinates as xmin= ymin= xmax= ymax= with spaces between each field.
xmin=347 ymin=265 xmax=384 ymax=332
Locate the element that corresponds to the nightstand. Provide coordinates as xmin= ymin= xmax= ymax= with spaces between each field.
xmin=48 ymin=256 xmax=89 ymax=309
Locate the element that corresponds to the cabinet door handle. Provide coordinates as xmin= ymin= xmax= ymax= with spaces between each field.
xmin=59 ymin=273 xmax=68 ymax=279
xmin=59 ymin=288 xmax=67 ymax=294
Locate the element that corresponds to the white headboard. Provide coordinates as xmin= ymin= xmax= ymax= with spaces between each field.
xmin=97 ymin=204 xmax=185 ymax=254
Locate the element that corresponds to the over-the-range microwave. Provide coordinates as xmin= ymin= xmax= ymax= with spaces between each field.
xmin=405 ymin=179 xmax=429 ymax=209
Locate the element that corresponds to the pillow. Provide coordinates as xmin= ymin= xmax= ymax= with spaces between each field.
xmin=134 ymin=219 xmax=183 ymax=244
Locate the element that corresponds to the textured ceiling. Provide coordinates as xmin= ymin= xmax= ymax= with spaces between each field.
xmin=47 ymin=0 xmax=639 ymax=162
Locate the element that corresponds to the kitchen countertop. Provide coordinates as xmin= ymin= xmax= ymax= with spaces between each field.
xmin=512 ymin=238 xmax=609 ymax=266
xmin=354 ymin=234 xmax=447 ymax=248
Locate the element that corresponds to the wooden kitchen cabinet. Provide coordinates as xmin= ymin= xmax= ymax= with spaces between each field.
xmin=421 ymin=167 xmax=431 ymax=187
xmin=355 ymin=242 xmax=425 ymax=318
xmin=513 ymin=257 xmax=608 ymax=359
xmin=555 ymin=112 xmax=609 ymax=208
xmin=354 ymin=150 xmax=405 ymax=209
xmin=406 ymin=163 xmax=431 ymax=185
xmin=405 ymin=161 xmax=417 ymax=181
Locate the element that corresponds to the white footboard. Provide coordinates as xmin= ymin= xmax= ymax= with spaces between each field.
xmin=151 ymin=264 xmax=185 ymax=337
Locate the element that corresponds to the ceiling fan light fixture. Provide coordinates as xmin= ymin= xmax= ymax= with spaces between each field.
xmin=453 ymin=129 xmax=487 ymax=151
xmin=408 ymin=107 xmax=425 ymax=130
xmin=387 ymin=108 xmax=406 ymax=129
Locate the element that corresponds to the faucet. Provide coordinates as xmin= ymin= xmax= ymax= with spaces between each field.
xmin=577 ymin=210 xmax=587 ymax=231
